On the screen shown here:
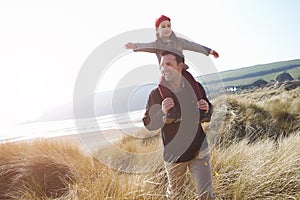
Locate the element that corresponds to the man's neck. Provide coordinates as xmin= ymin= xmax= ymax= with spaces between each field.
xmin=168 ymin=76 xmax=183 ymax=92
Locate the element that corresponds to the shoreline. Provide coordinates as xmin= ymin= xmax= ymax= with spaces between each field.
xmin=1 ymin=126 xmax=149 ymax=153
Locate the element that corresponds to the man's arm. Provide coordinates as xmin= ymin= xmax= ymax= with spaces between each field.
xmin=142 ymin=89 xmax=165 ymax=131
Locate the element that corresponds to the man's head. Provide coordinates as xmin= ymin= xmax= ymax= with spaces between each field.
xmin=155 ymin=15 xmax=172 ymax=38
xmin=160 ymin=50 xmax=184 ymax=82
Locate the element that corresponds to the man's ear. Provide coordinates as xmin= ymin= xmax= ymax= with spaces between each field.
xmin=178 ymin=62 xmax=184 ymax=70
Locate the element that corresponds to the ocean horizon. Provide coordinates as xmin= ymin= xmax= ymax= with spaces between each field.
xmin=0 ymin=110 xmax=145 ymax=143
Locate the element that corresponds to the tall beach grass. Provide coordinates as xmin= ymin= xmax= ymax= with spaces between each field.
xmin=0 ymin=85 xmax=299 ymax=199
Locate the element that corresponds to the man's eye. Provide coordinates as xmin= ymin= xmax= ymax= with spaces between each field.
xmin=161 ymin=26 xmax=165 ymax=28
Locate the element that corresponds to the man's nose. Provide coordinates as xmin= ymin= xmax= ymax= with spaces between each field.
xmin=160 ymin=65 xmax=169 ymax=71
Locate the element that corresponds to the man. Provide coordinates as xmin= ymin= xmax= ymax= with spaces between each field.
xmin=142 ymin=50 xmax=215 ymax=199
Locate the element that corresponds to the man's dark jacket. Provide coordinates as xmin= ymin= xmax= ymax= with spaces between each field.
xmin=142 ymin=80 xmax=213 ymax=163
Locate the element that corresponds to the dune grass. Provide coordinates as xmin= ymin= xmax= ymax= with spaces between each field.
xmin=0 ymin=85 xmax=299 ymax=199
xmin=1 ymin=132 xmax=299 ymax=199
xmin=207 ymin=85 xmax=300 ymax=147
xmin=211 ymin=135 xmax=300 ymax=199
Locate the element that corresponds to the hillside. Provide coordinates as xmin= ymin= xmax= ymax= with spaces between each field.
xmin=206 ymin=80 xmax=300 ymax=146
xmin=197 ymin=58 xmax=300 ymax=92
xmin=38 ymin=83 xmax=156 ymax=121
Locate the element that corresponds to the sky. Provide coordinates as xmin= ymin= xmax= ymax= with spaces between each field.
xmin=0 ymin=0 xmax=299 ymax=129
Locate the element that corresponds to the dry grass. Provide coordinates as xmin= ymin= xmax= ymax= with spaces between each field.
xmin=207 ymin=86 xmax=300 ymax=147
xmin=1 ymin=133 xmax=299 ymax=199
xmin=0 ymin=85 xmax=299 ymax=199
xmin=0 ymin=140 xmax=81 ymax=199
xmin=211 ymin=134 xmax=300 ymax=199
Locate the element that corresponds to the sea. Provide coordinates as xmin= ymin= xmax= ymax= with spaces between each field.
xmin=0 ymin=110 xmax=145 ymax=143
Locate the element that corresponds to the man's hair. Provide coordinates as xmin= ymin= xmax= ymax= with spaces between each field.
xmin=160 ymin=50 xmax=185 ymax=64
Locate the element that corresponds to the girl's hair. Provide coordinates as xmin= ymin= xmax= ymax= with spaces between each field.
xmin=155 ymin=15 xmax=171 ymax=28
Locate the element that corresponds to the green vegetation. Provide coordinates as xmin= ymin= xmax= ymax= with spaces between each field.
xmin=196 ymin=59 xmax=300 ymax=88
xmin=0 ymin=85 xmax=299 ymax=199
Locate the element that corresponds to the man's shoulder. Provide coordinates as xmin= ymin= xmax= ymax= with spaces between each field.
xmin=149 ymin=87 xmax=163 ymax=99
xmin=149 ymin=87 xmax=160 ymax=96
xmin=196 ymin=81 xmax=205 ymax=89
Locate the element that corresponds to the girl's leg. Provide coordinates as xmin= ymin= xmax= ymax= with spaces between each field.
xmin=182 ymin=70 xmax=202 ymax=101
xmin=158 ymin=75 xmax=173 ymax=99
xmin=158 ymin=76 xmax=181 ymax=124
xmin=182 ymin=70 xmax=211 ymax=123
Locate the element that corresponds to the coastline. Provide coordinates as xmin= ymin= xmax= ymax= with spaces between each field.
xmin=46 ymin=128 xmax=126 ymax=152
xmin=1 ymin=126 xmax=151 ymax=155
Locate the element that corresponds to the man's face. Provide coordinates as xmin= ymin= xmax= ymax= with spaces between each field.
xmin=160 ymin=54 xmax=183 ymax=82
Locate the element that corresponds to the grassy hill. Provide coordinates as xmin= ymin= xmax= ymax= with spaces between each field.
xmin=196 ymin=58 xmax=300 ymax=89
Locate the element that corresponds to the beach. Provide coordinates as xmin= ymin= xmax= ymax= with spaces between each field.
xmin=0 ymin=110 xmax=145 ymax=145
xmin=47 ymin=127 xmax=142 ymax=154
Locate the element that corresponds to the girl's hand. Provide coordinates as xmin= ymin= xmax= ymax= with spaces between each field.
xmin=210 ymin=50 xmax=219 ymax=58
xmin=125 ymin=42 xmax=137 ymax=50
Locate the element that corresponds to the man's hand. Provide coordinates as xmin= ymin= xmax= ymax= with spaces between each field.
xmin=210 ymin=50 xmax=219 ymax=58
xmin=197 ymin=99 xmax=209 ymax=112
xmin=162 ymin=97 xmax=175 ymax=114
xmin=125 ymin=42 xmax=137 ymax=50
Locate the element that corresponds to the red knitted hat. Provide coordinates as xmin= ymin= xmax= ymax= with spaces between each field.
xmin=155 ymin=15 xmax=171 ymax=28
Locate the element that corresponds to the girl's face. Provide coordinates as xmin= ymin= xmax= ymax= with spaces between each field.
xmin=156 ymin=20 xmax=172 ymax=38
